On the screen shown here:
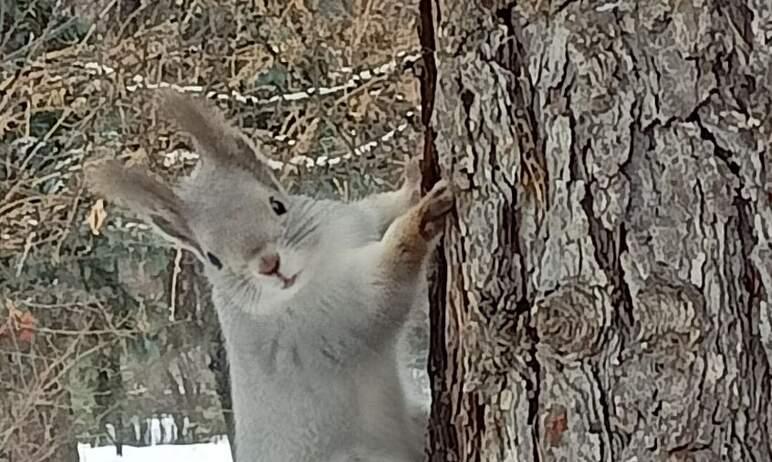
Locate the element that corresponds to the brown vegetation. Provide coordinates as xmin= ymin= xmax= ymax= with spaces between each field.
xmin=1 ymin=1 xmax=422 ymax=460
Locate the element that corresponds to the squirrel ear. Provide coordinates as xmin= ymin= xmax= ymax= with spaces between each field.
xmin=85 ymin=160 xmax=205 ymax=260
xmin=157 ymin=90 xmax=284 ymax=193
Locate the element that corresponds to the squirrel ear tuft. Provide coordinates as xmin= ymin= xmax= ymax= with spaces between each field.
xmin=157 ymin=90 xmax=284 ymax=192
xmin=85 ymin=159 xmax=205 ymax=260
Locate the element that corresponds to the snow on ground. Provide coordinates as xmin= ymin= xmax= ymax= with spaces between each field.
xmin=78 ymin=416 xmax=232 ymax=462
xmin=78 ymin=438 xmax=233 ymax=462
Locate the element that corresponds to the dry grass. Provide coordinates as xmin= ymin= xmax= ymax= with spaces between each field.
xmin=1 ymin=0 xmax=422 ymax=460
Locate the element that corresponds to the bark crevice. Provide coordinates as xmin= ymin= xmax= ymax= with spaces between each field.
xmin=424 ymin=0 xmax=772 ymax=460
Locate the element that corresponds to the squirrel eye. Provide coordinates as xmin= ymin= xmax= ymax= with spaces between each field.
xmin=206 ymin=252 xmax=223 ymax=270
xmin=269 ymin=196 xmax=287 ymax=216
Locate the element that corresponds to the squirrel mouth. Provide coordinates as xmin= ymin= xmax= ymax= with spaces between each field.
xmin=277 ymin=271 xmax=300 ymax=289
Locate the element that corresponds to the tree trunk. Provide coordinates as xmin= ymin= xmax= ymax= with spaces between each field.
xmin=420 ymin=1 xmax=772 ymax=460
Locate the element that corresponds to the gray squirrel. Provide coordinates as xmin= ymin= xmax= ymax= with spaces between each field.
xmin=86 ymin=91 xmax=453 ymax=461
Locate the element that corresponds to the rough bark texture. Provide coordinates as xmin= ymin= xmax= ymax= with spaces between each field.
xmin=421 ymin=1 xmax=772 ymax=460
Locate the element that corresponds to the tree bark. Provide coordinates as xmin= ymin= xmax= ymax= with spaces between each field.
xmin=421 ymin=1 xmax=772 ymax=460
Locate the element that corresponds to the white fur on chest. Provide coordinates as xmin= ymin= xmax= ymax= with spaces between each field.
xmin=210 ymin=283 xmax=417 ymax=460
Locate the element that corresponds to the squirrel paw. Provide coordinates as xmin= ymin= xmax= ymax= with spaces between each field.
xmin=418 ymin=179 xmax=454 ymax=239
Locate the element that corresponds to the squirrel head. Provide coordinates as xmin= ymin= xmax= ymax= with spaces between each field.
xmin=87 ymin=90 xmax=318 ymax=305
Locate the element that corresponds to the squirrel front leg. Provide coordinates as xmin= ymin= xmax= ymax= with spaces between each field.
xmin=379 ymin=179 xmax=454 ymax=278
xmin=308 ymin=179 xmax=453 ymax=364
xmin=355 ymin=157 xmax=422 ymax=236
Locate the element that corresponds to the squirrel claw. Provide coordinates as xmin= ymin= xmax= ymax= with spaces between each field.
xmin=401 ymin=156 xmax=422 ymax=205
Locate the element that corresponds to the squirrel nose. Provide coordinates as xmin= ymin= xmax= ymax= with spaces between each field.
xmin=258 ymin=253 xmax=280 ymax=275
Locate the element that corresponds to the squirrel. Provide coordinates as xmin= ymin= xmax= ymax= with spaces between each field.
xmin=86 ymin=90 xmax=454 ymax=462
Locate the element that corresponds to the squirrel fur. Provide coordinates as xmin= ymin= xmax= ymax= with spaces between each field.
xmin=86 ymin=90 xmax=454 ymax=462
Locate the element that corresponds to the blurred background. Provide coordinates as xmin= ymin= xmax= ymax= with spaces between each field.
xmin=0 ymin=0 xmax=426 ymax=460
